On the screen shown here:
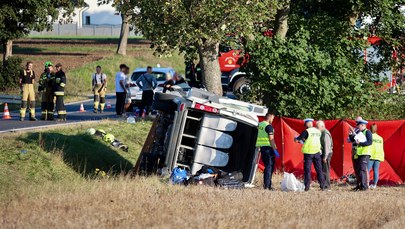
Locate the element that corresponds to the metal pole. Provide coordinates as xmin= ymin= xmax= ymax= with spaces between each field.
xmin=93 ymin=25 xmax=95 ymax=36
xmin=111 ymin=25 xmax=113 ymax=37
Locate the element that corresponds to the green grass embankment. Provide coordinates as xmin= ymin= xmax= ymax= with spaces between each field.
xmin=0 ymin=120 xmax=151 ymax=199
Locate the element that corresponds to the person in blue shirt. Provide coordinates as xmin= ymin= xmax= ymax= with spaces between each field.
xmin=136 ymin=66 xmax=157 ymax=117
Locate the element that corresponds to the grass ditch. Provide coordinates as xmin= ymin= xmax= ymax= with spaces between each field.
xmin=0 ymin=120 xmax=151 ymax=198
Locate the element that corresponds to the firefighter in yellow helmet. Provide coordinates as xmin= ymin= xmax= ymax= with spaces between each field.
xmin=294 ymin=118 xmax=326 ymax=191
xmin=92 ymin=66 xmax=107 ymax=113
xmin=54 ymin=63 xmax=67 ymax=121
xmin=19 ymin=61 xmax=37 ymax=121
xmin=38 ymin=61 xmax=55 ymax=120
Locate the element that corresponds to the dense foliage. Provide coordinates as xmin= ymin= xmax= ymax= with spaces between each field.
xmin=131 ymin=0 xmax=278 ymax=95
xmin=244 ymin=0 xmax=405 ymax=120
xmin=0 ymin=0 xmax=83 ymax=61
xmin=0 ymin=56 xmax=22 ymax=91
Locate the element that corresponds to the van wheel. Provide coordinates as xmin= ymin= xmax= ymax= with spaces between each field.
xmin=232 ymin=77 xmax=250 ymax=97
xmin=152 ymin=100 xmax=177 ymax=113
xmin=154 ymin=92 xmax=180 ymax=101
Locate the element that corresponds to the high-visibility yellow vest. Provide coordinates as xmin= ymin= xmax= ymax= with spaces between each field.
xmin=371 ymin=133 xmax=384 ymax=161
xmin=356 ymin=129 xmax=372 ymax=156
xmin=256 ymin=121 xmax=271 ymax=147
xmin=301 ymin=127 xmax=321 ymax=154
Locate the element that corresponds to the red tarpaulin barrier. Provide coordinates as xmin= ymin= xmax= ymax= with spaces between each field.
xmin=258 ymin=117 xmax=405 ymax=185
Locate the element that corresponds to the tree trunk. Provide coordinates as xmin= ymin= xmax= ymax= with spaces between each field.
xmin=198 ymin=40 xmax=223 ymax=95
xmin=274 ymin=0 xmax=291 ymax=39
xmin=117 ymin=13 xmax=131 ymax=55
xmin=2 ymin=40 xmax=13 ymax=64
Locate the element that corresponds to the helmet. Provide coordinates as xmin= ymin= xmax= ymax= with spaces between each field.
xmin=103 ymin=133 xmax=115 ymax=143
xmin=95 ymin=129 xmax=106 ymax=137
xmin=86 ymin=128 xmax=96 ymax=135
xmin=44 ymin=61 xmax=53 ymax=68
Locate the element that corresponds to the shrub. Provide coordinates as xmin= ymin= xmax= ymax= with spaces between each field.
xmin=0 ymin=56 xmax=23 ymax=91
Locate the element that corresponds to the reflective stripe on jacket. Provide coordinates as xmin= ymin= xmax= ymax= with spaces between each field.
xmin=256 ymin=121 xmax=271 ymax=147
xmin=356 ymin=129 xmax=372 ymax=156
xmin=371 ymin=133 xmax=384 ymax=161
xmin=302 ymin=127 xmax=322 ymax=154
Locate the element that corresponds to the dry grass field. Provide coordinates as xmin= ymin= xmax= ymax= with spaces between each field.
xmin=1 ymin=175 xmax=405 ymax=229
xmin=0 ymin=121 xmax=405 ymax=228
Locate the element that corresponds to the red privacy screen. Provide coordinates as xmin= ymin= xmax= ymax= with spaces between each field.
xmin=257 ymin=117 xmax=405 ymax=185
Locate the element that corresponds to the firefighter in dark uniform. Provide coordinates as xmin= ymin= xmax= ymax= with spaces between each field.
xmin=256 ymin=112 xmax=280 ymax=190
xmin=54 ymin=63 xmax=67 ymax=121
xmin=19 ymin=61 xmax=37 ymax=121
xmin=38 ymin=61 xmax=55 ymax=120
xmin=185 ymin=61 xmax=196 ymax=87
xmin=195 ymin=62 xmax=203 ymax=88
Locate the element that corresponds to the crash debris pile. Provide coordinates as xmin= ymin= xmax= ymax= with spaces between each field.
xmin=86 ymin=128 xmax=129 ymax=152
xmin=170 ymin=166 xmax=245 ymax=189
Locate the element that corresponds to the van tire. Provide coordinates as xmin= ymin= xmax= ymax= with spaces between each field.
xmin=154 ymin=92 xmax=180 ymax=101
xmin=152 ymin=100 xmax=177 ymax=112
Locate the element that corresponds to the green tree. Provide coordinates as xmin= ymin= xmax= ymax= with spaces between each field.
xmin=131 ymin=0 xmax=278 ymax=95
xmin=244 ymin=0 xmax=405 ymax=119
xmin=0 ymin=0 xmax=83 ymax=63
xmin=98 ymin=0 xmax=137 ymax=55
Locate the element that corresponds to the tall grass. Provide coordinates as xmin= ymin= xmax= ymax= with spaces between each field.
xmin=67 ymin=53 xmax=185 ymax=96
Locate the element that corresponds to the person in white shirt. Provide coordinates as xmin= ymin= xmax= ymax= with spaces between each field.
xmin=115 ymin=64 xmax=129 ymax=117
xmin=92 ymin=66 xmax=107 ymax=113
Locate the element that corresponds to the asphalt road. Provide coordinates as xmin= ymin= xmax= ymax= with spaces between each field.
xmin=0 ymin=92 xmax=237 ymax=133
xmin=0 ymin=94 xmax=119 ymax=133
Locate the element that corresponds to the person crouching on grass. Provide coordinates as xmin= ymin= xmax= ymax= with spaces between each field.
xmin=368 ymin=124 xmax=384 ymax=189
xmin=294 ymin=118 xmax=326 ymax=191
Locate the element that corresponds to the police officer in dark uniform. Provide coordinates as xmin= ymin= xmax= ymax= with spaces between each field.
xmin=295 ymin=118 xmax=326 ymax=191
xmin=350 ymin=119 xmax=372 ymax=191
xmin=348 ymin=116 xmax=363 ymax=190
xmin=54 ymin=63 xmax=67 ymax=121
xmin=256 ymin=112 xmax=280 ymax=190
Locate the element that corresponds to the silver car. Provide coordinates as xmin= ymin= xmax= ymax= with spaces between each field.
xmin=129 ymin=67 xmax=176 ymax=106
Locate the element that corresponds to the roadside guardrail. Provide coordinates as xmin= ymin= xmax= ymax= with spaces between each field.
xmin=0 ymin=95 xmax=21 ymax=104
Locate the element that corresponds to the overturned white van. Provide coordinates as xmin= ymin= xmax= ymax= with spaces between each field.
xmin=133 ymin=88 xmax=267 ymax=185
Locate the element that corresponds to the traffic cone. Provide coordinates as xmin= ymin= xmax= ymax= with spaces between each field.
xmin=106 ymin=101 xmax=112 ymax=109
xmin=79 ymin=103 xmax=85 ymax=112
xmin=2 ymin=103 xmax=11 ymax=119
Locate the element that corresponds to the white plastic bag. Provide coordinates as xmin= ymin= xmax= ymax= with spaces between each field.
xmin=281 ymin=172 xmax=305 ymax=192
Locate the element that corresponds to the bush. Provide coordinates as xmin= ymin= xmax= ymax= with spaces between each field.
xmin=0 ymin=56 xmax=23 ymax=91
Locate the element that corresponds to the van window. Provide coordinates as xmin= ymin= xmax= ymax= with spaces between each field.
xmin=131 ymin=72 xmax=167 ymax=82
